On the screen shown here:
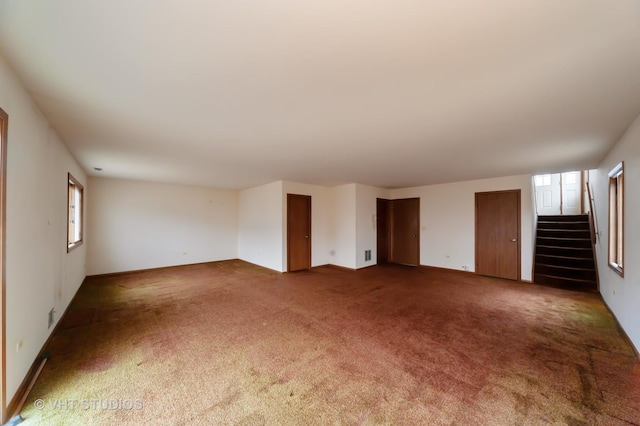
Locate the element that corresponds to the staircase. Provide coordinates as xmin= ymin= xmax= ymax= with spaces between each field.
xmin=534 ymin=214 xmax=598 ymax=292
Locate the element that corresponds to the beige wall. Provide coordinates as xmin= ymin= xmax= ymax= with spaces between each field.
xmin=87 ymin=177 xmax=238 ymax=275
xmin=1 ymin=55 xmax=87 ymax=402
xmin=355 ymin=184 xmax=391 ymax=269
xmin=390 ymin=175 xmax=535 ymax=281
xmin=238 ymin=181 xmax=285 ymax=271
xmin=328 ymin=184 xmax=357 ymax=269
xmin=282 ymin=181 xmax=333 ymax=270
xmin=591 ymin=113 xmax=640 ymax=352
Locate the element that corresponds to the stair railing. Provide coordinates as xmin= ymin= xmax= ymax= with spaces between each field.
xmin=585 ymin=180 xmax=601 ymax=290
xmin=586 ymin=181 xmax=598 ymax=244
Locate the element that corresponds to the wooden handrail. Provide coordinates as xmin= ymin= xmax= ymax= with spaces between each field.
xmin=586 ymin=182 xmax=597 ymax=244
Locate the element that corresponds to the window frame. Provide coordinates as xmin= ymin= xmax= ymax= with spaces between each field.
xmin=67 ymin=173 xmax=84 ymax=252
xmin=534 ymin=174 xmax=551 ymax=186
xmin=607 ymin=162 xmax=624 ymax=276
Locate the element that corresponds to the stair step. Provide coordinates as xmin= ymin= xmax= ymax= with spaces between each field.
xmin=536 ymin=246 xmax=593 ymax=259
xmin=537 ymin=221 xmax=591 ymax=230
xmin=534 ymin=273 xmax=597 ymax=285
xmin=536 ymin=236 xmax=592 ymax=248
xmin=534 ymin=273 xmax=598 ymax=292
xmin=535 ymin=254 xmax=595 ymax=269
xmin=537 ymin=229 xmax=591 ymax=239
xmin=535 ymin=264 xmax=597 ymax=281
xmin=536 ymin=245 xmax=594 ymax=258
xmin=538 ymin=215 xmax=589 ymax=222
xmin=536 ymin=263 xmax=595 ymax=272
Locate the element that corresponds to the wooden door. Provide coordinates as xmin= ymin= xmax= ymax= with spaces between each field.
xmin=390 ymin=198 xmax=420 ymax=266
xmin=376 ymin=198 xmax=390 ymax=263
xmin=475 ymin=190 xmax=520 ymax=280
xmin=287 ymin=194 xmax=311 ymax=271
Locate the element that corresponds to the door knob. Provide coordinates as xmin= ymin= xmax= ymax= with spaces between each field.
xmin=511 ymin=238 xmax=517 ymax=242
xmin=305 ymin=235 xmax=309 ymax=238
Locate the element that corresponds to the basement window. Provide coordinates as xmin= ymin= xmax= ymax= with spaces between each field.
xmin=67 ymin=173 xmax=84 ymax=252
xmin=608 ymin=162 xmax=624 ymax=276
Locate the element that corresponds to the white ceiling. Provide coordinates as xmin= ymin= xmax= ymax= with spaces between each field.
xmin=1 ymin=1 xmax=640 ymax=189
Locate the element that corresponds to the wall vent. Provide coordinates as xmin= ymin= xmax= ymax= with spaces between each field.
xmin=365 ymin=250 xmax=372 ymax=261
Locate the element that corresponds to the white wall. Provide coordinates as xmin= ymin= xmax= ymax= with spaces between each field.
xmin=1 ymin=55 xmax=87 ymax=402
xmin=390 ymin=175 xmax=534 ymax=281
xmin=238 ymin=181 xmax=284 ymax=272
xmin=282 ymin=181 xmax=332 ymax=270
xmin=239 ymin=180 xmax=356 ymax=272
xmin=87 ymin=178 xmax=237 ymax=275
xmin=591 ymin=113 xmax=640 ymax=353
xmin=356 ymin=184 xmax=390 ymax=269
xmin=327 ymin=184 xmax=357 ymax=269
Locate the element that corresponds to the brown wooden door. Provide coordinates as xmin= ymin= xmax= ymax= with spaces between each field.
xmin=287 ymin=194 xmax=311 ymax=271
xmin=376 ymin=198 xmax=390 ymax=263
xmin=390 ymin=198 xmax=420 ymax=266
xmin=475 ymin=190 xmax=520 ymax=280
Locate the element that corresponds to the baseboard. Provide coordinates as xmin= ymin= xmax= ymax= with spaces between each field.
xmin=87 ymin=258 xmax=244 ymax=279
xmin=231 ymin=259 xmax=284 ymax=274
xmin=6 ymin=276 xmax=86 ymax=419
xmin=419 ymin=264 xmax=475 ymax=275
xmin=355 ymin=264 xmax=377 ymax=270
xmin=601 ymin=298 xmax=640 ymax=359
xmin=320 ymin=263 xmax=379 ymax=272
xmin=321 ymin=264 xmax=356 ymax=272
xmin=419 ymin=264 xmax=535 ymax=285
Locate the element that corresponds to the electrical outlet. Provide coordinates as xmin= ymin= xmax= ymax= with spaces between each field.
xmin=16 ymin=339 xmax=23 ymax=352
xmin=48 ymin=308 xmax=55 ymax=329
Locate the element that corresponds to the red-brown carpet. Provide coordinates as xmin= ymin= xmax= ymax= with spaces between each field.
xmin=18 ymin=260 xmax=640 ymax=425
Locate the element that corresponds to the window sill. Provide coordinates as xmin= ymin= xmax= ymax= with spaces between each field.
xmin=67 ymin=240 xmax=83 ymax=253
xmin=608 ymin=262 xmax=623 ymax=277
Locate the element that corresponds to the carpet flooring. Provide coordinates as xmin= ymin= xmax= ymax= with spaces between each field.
xmin=17 ymin=260 xmax=640 ymax=425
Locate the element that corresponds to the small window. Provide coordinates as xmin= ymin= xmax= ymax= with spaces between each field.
xmin=565 ymin=172 xmax=577 ymax=185
xmin=608 ymin=162 xmax=624 ymax=276
xmin=534 ymin=174 xmax=551 ymax=186
xmin=67 ymin=173 xmax=84 ymax=252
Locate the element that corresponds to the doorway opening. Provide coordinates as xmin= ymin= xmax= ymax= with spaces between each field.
xmin=376 ymin=198 xmax=420 ymax=266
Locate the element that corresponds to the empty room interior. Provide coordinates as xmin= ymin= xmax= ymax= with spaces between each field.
xmin=0 ymin=1 xmax=640 ymax=425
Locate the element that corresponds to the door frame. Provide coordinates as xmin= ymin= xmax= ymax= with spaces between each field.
xmin=475 ymin=189 xmax=521 ymax=281
xmin=389 ymin=197 xmax=420 ymax=266
xmin=286 ymin=194 xmax=311 ymax=272
xmin=376 ymin=198 xmax=390 ymax=264
xmin=0 ymin=108 xmax=8 ymax=423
